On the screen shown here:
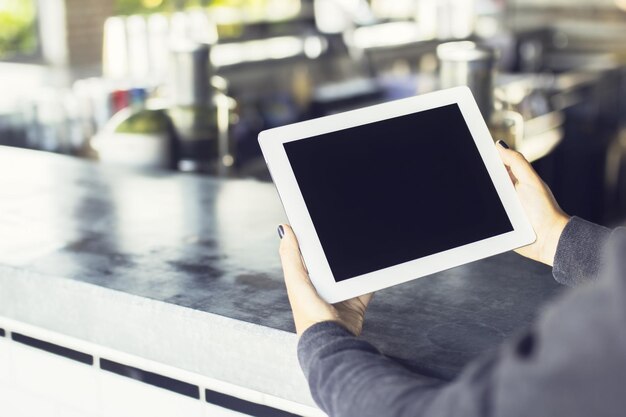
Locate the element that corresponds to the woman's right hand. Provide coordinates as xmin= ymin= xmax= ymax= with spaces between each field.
xmin=496 ymin=141 xmax=570 ymax=266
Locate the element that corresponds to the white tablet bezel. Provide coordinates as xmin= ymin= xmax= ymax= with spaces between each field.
xmin=259 ymin=86 xmax=535 ymax=303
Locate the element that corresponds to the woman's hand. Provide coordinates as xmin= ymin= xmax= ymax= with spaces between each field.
xmin=278 ymin=224 xmax=373 ymax=336
xmin=496 ymin=141 xmax=570 ymax=266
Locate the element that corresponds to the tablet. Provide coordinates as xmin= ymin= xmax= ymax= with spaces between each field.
xmin=259 ymin=86 xmax=535 ymax=303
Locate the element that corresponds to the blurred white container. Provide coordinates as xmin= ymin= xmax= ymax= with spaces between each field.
xmin=103 ymin=11 xmax=218 ymax=85
xmin=94 ymin=132 xmax=170 ymax=169
xmin=92 ymin=108 xmax=171 ymax=170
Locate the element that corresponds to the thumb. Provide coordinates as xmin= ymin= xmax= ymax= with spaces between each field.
xmin=495 ymin=142 xmax=537 ymax=185
xmin=278 ymin=224 xmax=320 ymax=298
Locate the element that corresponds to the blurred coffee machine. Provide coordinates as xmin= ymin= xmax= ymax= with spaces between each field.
xmin=437 ymin=41 xmax=524 ymax=149
xmin=168 ymin=41 xmax=234 ymax=175
xmin=437 ymin=41 xmax=496 ymax=121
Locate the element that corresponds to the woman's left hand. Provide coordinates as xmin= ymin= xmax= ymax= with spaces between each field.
xmin=279 ymin=224 xmax=373 ymax=336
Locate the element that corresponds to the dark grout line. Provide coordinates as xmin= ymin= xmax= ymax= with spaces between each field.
xmin=100 ymin=358 xmax=200 ymax=399
xmin=205 ymin=388 xmax=302 ymax=417
xmin=11 ymin=332 xmax=93 ymax=365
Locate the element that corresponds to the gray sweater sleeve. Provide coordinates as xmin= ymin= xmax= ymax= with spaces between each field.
xmin=552 ymin=216 xmax=610 ymax=286
xmin=298 ymin=219 xmax=626 ymax=417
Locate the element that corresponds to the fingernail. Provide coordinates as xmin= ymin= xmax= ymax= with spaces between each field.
xmin=277 ymin=225 xmax=285 ymax=239
xmin=497 ymin=140 xmax=510 ymax=149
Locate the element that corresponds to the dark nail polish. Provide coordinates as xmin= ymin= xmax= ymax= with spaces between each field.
xmin=497 ymin=140 xmax=510 ymax=149
xmin=278 ymin=225 xmax=285 ymax=239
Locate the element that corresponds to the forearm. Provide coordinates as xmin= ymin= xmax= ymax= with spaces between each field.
xmin=298 ymin=322 xmax=464 ymax=417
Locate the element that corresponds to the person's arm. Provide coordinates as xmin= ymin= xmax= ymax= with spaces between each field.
xmin=298 ymin=322 xmax=445 ymax=417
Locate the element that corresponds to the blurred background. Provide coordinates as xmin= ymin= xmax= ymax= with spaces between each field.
xmin=2 ymin=0 xmax=626 ymax=224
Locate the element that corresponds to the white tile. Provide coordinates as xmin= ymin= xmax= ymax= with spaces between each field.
xmin=100 ymin=370 xmax=204 ymax=417
xmin=55 ymin=403 xmax=101 ymax=417
xmin=203 ymin=402 xmax=252 ymax=417
xmin=0 ymin=336 xmax=11 ymax=384
xmin=10 ymin=340 xmax=99 ymax=413
xmin=2 ymin=385 xmax=61 ymax=417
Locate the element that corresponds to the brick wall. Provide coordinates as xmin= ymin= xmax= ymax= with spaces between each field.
xmin=64 ymin=0 xmax=114 ymax=67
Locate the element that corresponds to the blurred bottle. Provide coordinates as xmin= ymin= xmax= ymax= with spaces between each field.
xmin=148 ymin=14 xmax=170 ymax=85
xmin=103 ymin=17 xmax=129 ymax=80
xmin=168 ymin=41 xmax=234 ymax=175
xmin=111 ymin=89 xmax=130 ymax=114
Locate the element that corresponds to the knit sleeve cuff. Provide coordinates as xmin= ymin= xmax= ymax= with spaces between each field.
xmin=553 ymin=217 xmax=611 ymax=286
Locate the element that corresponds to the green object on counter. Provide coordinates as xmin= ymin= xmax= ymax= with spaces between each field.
xmin=114 ymin=109 xmax=171 ymax=134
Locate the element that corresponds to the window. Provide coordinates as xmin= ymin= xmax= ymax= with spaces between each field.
xmin=0 ymin=0 xmax=38 ymax=60
xmin=114 ymin=0 xmax=302 ymax=22
xmin=115 ymin=0 xmax=176 ymax=15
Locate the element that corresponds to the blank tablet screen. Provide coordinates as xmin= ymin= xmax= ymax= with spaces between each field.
xmin=284 ymin=103 xmax=513 ymax=282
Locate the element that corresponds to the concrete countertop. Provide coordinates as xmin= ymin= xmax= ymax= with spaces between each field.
xmin=0 ymin=147 xmax=564 ymax=412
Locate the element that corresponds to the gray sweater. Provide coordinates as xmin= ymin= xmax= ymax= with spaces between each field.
xmin=298 ymin=217 xmax=626 ymax=417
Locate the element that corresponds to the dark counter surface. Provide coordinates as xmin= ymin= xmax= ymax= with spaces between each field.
xmin=0 ymin=147 xmax=563 ymax=409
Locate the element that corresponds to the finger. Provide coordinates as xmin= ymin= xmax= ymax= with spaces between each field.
xmin=495 ymin=143 xmax=536 ymax=184
xmin=359 ymin=292 xmax=374 ymax=307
